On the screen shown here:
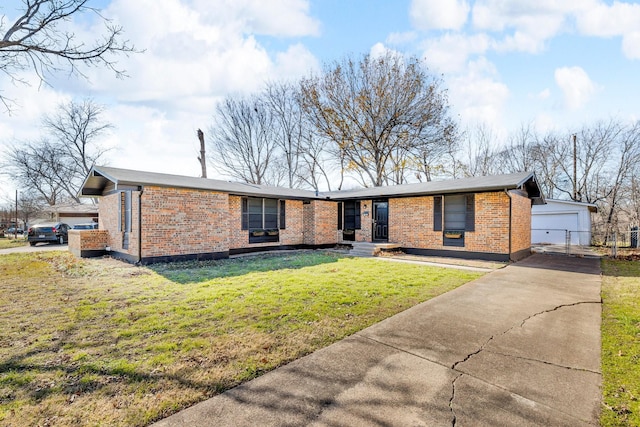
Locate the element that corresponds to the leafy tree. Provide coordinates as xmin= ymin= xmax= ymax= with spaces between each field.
xmin=0 ymin=0 xmax=138 ymax=111
xmin=300 ymin=52 xmax=457 ymax=187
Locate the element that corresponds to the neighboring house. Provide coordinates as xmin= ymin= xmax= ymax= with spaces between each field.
xmin=42 ymin=203 xmax=99 ymax=227
xmin=71 ymin=166 xmax=544 ymax=264
xmin=531 ymin=199 xmax=597 ymax=246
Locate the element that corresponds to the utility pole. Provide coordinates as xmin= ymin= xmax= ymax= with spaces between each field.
xmin=572 ymin=133 xmax=578 ymax=201
xmin=197 ymin=129 xmax=207 ymax=178
xmin=15 ymin=189 xmax=18 ymax=239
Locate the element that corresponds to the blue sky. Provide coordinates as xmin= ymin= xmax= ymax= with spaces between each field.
xmin=1 ymin=0 xmax=639 ymax=200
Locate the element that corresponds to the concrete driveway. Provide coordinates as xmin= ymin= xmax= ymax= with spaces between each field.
xmin=154 ymin=253 xmax=602 ymax=426
xmin=0 ymin=242 xmax=68 ymax=254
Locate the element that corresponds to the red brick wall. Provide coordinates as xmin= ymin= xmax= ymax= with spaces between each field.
xmin=510 ymin=190 xmax=532 ymax=255
xmin=389 ymin=197 xmax=441 ymax=248
xmin=228 ymin=196 xmax=305 ymax=250
xmin=466 ymin=192 xmax=510 ymax=254
xmin=389 ymin=191 xmax=516 ymax=256
xmin=68 ymin=230 xmax=109 ymax=257
xmin=140 ymin=186 xmax=229 ymax=257
xmin=98 ymin=192 xmax=132 ymax=256
xmin=304 ymin=200 xmax=339 ymax=245
xmin=355 ymin=200 xmax=373 ymax=242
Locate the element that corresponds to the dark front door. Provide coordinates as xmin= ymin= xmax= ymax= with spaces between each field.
xmin=373 ymin=201 xmax=388 ymax=242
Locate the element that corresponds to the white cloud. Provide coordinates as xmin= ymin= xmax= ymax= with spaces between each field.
xmin=472 ymin=0 xmax=588 ymax=53
xmin=0 ymin=0 xmax=323 ymax=193
xmin=447 ymin=58 xmax=510 ymax=129
xmin=410 ymin=0 xmax=470 ymax=31
xmin=531 ymin=88 xmax=551 ymax=100
xmin=273 ymin=43 xmax=320 ymax=81
xmin=420 ymin=33 xmax=491 ymax=74
xmin=622 ymin=31 xmax=640 ymax=59
xmin=576 ymin=1 xmax=640 ymax=38
xmin=386 ymin=31 xmax=418 ymax=46
xmin=554 ymin=66 xmax=597 ymax=110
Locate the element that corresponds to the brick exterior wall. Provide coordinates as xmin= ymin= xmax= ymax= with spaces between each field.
xmin=228 ymin=196 xmax=305 ymax=250
xmin=68 ymin=230 xmax=109 ymax=257
xmin=388 ymin=191 xmax=529 ymax=257
xmin=87 ymin=184 xmax=531 ymax=262
xmin=510 ymin=190 xmax=532 ymax=256
xmin=140 ymin=186 xmax=229 ymax=257
xmin=389 ymin=197 xmax=441 ymax=248
xmin=466 ymin=192 xmax=510 ymax=254
xmin=98 ymin=191 xmax=133 ymax=256
xmin=303 ymin=200 xmax=339 ymax=245
xmin=355 ymin=199 xmax=373 ymax=242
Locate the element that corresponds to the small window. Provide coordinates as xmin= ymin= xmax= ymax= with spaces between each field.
xmin=433 ymin=196 xmax=442 ymax=231
xmin=241 ymin=198 xmax=249 ymax=230
xmin=465 ymin=194 xmax=475 ymax=232
xmin=443 ymin=194 xmax=468 ymax=247
xmin=120 ymin=191 xmax=132 ymax=233
xmin=279 ymin=200 xmax=286 ymax=230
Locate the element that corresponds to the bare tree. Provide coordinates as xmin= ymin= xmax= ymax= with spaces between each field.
xmin=0 ymin=0 xmax=138 ymax=112
xmin=300 ymin=52 xmax=457 ymax=187
xmin=458 ymin=124 xmax=499 ymax=177
xmin=262 ymin=81 xmax=304 ymax=188
xmin=209 ymin=95 xmax=279 ymax=185
xmin=4 ymin=140 xmax=71 ymax=204
xmin=298 ymin=131 xmax=336 ymax=191
xmin=2 ymin=98 xmax=111 ymax=203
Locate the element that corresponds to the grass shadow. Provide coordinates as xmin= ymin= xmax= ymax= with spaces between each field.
xmin=149 ymin=250 xmax=345 ymax=284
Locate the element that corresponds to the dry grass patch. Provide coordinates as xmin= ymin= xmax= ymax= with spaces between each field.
xmin=0 ymin=236 xmax=27 ymax=250
xmin=0 ymin=251 xmax=482 ymax=426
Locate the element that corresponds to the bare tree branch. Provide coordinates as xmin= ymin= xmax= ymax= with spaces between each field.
xmin=0 ymin=0 xmax=140 ymax=112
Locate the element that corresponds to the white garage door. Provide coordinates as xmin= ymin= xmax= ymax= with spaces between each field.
xmin=532 ymin=213 xmax=579 ymax=245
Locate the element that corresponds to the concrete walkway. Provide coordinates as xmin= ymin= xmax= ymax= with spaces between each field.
xmin=153 ymin=254 xmax=602 ymax=427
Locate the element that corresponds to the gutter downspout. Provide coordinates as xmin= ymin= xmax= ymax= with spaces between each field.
xmin=137 ymin=186 xmax=144 ymax=265
xmin=504 ymin=189 xmax=512 ymax=261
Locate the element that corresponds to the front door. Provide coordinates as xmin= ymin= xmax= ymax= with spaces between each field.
xmin=373 ymin=201 xmax=388 ymax=242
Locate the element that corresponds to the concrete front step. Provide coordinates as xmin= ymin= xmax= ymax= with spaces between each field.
xmin=348 ymin=242 xmax=400 ymax=257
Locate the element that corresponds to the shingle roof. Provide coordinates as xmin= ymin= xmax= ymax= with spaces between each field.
xmin=326 ymin=171 xmax=542 ymax=201
xmin=81 ymin=166 xmax=544 ymax=203
xmin=81 ymin=166 xmax=319 ymax=200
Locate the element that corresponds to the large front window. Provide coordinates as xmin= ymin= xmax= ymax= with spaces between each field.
xmin=434 ymin=194 xmax=475 ymax=247
xmin=242 ymin=197 xmax=285 ymax=243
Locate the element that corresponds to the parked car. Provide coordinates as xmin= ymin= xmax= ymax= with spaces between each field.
xmin=72 ymin=223 xmax=98 ymax=230
xmin=27 ymin=222 xmax=71 ymax=246
xmin=6 ymin=227 xmax=24 ymax=234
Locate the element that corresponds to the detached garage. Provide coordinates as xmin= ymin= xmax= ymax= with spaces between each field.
xmin=531 ymin=199 xmax=597 ymax=246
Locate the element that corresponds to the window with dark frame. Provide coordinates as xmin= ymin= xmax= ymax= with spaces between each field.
xmin=434 ymin=194 xmax=475 ymax=247
xmin=337 ymin=200 xmax=361 ymax=241
xmin=241 ymin=197 xmax=285 ymax=243
xmin=120 ymin=191 xmax=132 ymax=249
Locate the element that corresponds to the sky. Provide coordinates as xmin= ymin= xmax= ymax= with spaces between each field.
xmin=1 ymin=0 xmax=640 ymax=201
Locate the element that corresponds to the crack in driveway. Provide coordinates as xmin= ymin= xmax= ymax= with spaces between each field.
xmin=447 ymin=300 xmax=602 ymax=426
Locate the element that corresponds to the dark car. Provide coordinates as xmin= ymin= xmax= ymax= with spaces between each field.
xmin=6 ymin=227 xmax=24 ymax=235
xmin=27 ymin=222 xmax=71 ymax=246
xmin=72 ymin=223 xmax=98 ymax=230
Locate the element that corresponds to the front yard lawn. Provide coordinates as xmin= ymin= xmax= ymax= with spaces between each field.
xmin=0 ymin=236 xmax=27 ymax=250
xmin=0 ymin=251 xmax=482 ymax=426
xmin=601 ymin=258 xmax=640 ymax=426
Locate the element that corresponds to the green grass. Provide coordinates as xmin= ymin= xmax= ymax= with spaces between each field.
xmin=0 ymin=236 xmax=27 ymax=249
xmin=601 ymin=258 xmax=640 ymax=426
xmin=0 ymin=250 xmax=482 ymax=426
